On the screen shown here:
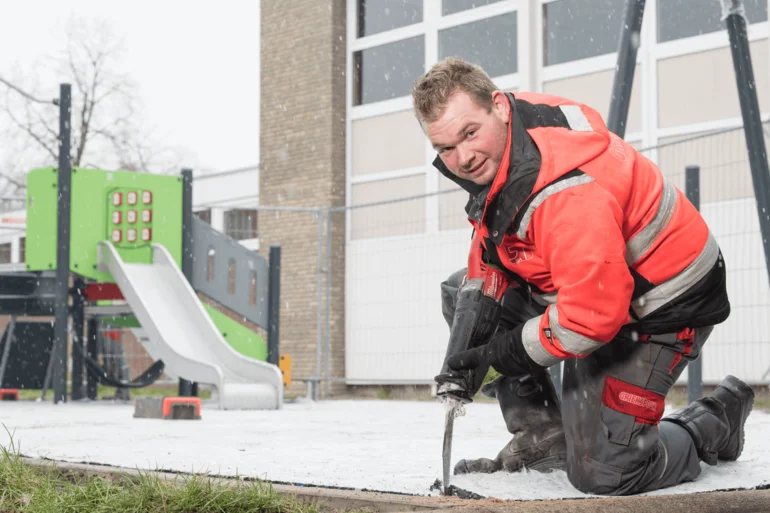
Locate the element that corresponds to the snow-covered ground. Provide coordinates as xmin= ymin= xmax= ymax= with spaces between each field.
xmin=0 ymin=399 xmax=767 ymax=500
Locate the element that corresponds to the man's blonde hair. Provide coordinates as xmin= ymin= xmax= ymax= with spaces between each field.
xmin=412 ymin=57 xmax=498 ymax=126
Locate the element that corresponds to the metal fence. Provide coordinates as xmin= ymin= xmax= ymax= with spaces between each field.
xmin=638 ymin=124 xmax=770 ymax=384
xmin=312 ymin=122 xmax=770 ymax=392
xmin=46 ymin=124 xmax=769 ymax=399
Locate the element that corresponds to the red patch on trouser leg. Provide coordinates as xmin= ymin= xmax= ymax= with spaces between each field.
xmin=668 ymin=327 xmax=695 ymax=375
xmin=602 ymin=376 xmax=665 ymax=425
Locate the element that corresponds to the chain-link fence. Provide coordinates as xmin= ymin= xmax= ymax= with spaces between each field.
xmin=54 ymin=125 xmax=767 ymax=398
xmin=320 ymin=124 xmax=770 ymax=389
xmin=638 ymin=124 xmax=770 ymax=384
xmin=326 ymin=189 xmax=471 ymax=391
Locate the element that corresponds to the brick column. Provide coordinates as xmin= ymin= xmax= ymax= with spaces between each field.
xmin=260 ymin=1 xmax=346 ymax=396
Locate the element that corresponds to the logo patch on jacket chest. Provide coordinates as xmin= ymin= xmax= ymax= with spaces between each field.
xmin=505 ymin=247 xmax=534 ymax=264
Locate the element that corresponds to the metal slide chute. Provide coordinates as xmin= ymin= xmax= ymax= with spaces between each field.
xmin=97 ymin=240 xmax=283 ymax=410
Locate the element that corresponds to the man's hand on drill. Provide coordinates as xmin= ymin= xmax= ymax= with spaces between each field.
xmin=447 ymin=324 xmax=543 ymax=378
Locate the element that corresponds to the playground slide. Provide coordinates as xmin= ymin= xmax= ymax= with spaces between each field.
xmin=97 ymin=241 xmax=283 ymax=410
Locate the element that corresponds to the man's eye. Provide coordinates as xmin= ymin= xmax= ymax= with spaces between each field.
xmin=466 ymin=130 xmax=476 ymax=138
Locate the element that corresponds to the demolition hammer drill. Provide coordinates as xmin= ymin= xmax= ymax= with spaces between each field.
xmin=434 ymin=235 xmax=510 ymax=495
xmin=435 ymin=236 xmax=510 ymax=402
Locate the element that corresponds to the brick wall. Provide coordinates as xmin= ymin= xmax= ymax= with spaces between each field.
xmin=260 ymin=1 xmax=346 ymax=396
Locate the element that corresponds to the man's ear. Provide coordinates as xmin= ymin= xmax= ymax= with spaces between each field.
xmin=491 ymin=90 xmax=510 ymax=123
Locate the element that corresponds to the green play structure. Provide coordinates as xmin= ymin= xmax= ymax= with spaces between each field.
xmin=0 ymin=165 xmax=283 ymax=409
xmin=24 ymin=166 xmax=267 ymax=362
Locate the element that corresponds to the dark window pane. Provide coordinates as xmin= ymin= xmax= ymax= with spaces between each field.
xmin=354 ymin=36 xmax=425 ymax=105
xmin=224 ymin=209 xmax=258 ymax=241
xmin=358 ymin=0 xmax=422 ymax=37
xmin=543 ymin=0 xmax=626 ymax=66
xmin=443 ymin=0 xmax=504 ymax=16
xmin=18 ymin=237 xmax=25 ymax=263
xmin=207 ymin=250 xmax=215 ymax=282
xmin=658 ymin=0 xmax=767 ymax=43
xmin=249 ymin=272 xmax=257 ymax=306
xmin=228 ymin=259 xmax=236 ymax=295
xmin=194 ymin=209 xmax=211 ymax=224
xmin=0 ymin=243 xmax=10 ymax=264
xmin=439 ymin=12 xmax=517 ymax=77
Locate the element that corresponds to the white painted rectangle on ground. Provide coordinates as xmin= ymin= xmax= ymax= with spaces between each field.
xmin=0 ymin=400 xmax=768 ymax=501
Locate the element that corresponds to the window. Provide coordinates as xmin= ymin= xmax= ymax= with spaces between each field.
xmin=658 ymin=0 xmax=767 ymax=43
xmin=351 ymin=175 xmax=425 ymax=239
xmin=443 ymin=0 xmax=503 ymax=16
xmin=249 ymin=272 xmax=257 ymax=306
xmin=18 ymin=237 xmax=25 ymax=263
xmin=228 ymin=259 xmax=236 ymax=294
xmin=353 ymin=36 xmax=425 ymax=105
xmin=207 ymin=248 xmax=215 ymax=282
xmin=439 ymin=12 xmax=518 ymax=77
xmin=352 ymin=110 xmax=425 ymax=176
xmin=224 ymin=209 xmax=258 ymax=240
xmin=194 ymin=209 xmax=211 ymax=224
xmin=543 ymin=0 xmax=626 ymax=66
xmin=357 ymin=0 xmax=422 ymax=37
xmin=0 ymin=243 xmax=10 ymax=264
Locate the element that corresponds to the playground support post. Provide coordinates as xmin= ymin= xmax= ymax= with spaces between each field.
xmin=267 ymin=245 xmax=281 ymax=366
xmin=724 ymin=0 xmax=770 ymax=289
xmin=52 ymin=83 xmax=72 ymax=404
xmin=607 ymin=0 xmax=646 ymax=138
xmin=685 ymin=165 xmax=704 ymax=404
xmin=86 ymin=318 xmax=98 ymax=400
xmin=70 ymin=277 xmax=86 ymax=400
xmin=179 ymin=168 xmax=198 ymax=397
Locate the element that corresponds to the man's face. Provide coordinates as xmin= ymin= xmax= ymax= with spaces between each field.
xmin=426 ymin=90 xmax=510 ymax=186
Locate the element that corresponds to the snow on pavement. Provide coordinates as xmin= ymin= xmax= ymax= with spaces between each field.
xmin=0 ymin=399 xmax=768 ymax=501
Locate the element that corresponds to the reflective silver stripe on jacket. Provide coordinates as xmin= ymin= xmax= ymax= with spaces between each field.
xmin=516 ymin=175 xmax=595 ymax=239
xmin=560 ymin=105 xmax=593 ymax=131
xmin=533 ymin=291 xmax=558 ymax=306
xmin=521 ymin=315 xmax=562 ymax=367
xmin=626 ymin=178 xmax=678 ymax=265
xmin=548 ymin=306 xmax=605 ymax=356
xmin=631 ymin=233 xmax=719 ymax=319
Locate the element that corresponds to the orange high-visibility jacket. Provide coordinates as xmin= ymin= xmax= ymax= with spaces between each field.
xmin=434 ymin=92 xmax=729 ymax=367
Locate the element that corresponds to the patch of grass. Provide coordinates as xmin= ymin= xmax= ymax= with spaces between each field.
xmin=0 ymin=431 xmax=324 ymax=513
xmin=15 ymin=385 xmax=212 ymax=402
xmin=101 ymin=385 xmax=213 ymax=400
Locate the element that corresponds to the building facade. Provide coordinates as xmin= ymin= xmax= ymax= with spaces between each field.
xmin=342 ymin=0 xmax=770 ymax=385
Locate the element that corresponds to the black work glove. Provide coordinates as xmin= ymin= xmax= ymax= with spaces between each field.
xmin=447 ymin=324 xmax=542 ymax=378
xmin=434 ymin=367 xmax=488 ymax=403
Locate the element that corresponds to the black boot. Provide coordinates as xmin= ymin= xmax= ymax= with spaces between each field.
xmin=454 ymin=373 xmax=566 ymax=475
xmin=662 ymin=375 xmax=754 ymax=465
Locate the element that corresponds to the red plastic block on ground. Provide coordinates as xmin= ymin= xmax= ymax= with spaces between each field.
xmin=0 ymin=389 xmax=19 ymax=401
xmin=162 ymin=397 xmax=201 ymax=420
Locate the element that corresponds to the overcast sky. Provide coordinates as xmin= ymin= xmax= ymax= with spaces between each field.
xmin=0 ymin=0 xmax=260 ymax=174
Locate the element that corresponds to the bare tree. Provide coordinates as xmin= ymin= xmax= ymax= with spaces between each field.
xmin=0 ymin=16 xmax=187 ymax=194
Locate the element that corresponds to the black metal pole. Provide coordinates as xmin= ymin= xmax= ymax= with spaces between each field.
xmin=86 ymin=318 xmax=98 ymax=400
xmin=267 ymin=245 xmax=281 ymax=366
xmin=70 ymin=277 xmax=85 ymax=400
xmin=725 ymin=2 xmax=770 ymax=289
xmin=685 ymin=165 xmax=703 ymax=403
xmin=178 ymin=168 xmax=196 ymax=397
xmin=52 ymin=83 xmax=72 ymax=404
xmin=607 ymin=0 xmax=646 ymax=138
